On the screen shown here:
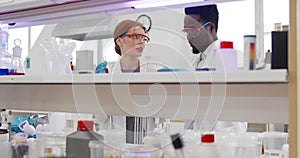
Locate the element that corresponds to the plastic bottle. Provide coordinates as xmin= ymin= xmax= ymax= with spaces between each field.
xmin=171 ymin=133 xmax=188 ymax=158
xmin=0 ymin=25 xmax=9 ymax=54
xmin=9 ymin=39 xmax=25 ymax=75
xmin=244 ymin=35 xmax=256 ymax=70
xmin=0 ymin=26 xmax=11 ymax=74
xmin=215 ymin=41 xmax=237 ymax=72
xmin=66 ymin=120 xmax=104 ymax=158
xmin=282 ymin=144 xmax=289 ymax=158
xmin=190 ymin=134 xmax=220 ymax=158
xmin=264 ymin=49 xmax=271 ymax=70
xmin=70 ymin=61 xmax=74 ymax=71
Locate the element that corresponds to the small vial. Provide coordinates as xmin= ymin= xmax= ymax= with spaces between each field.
xmin=70 ymin=61 xmax=74 ymax=71
xmin=244 ymin=35 xmax=256 ymax=70
xmin=264 ymin=49 xmax=271 ymax=70
xmin=274 ymin=22 xmax=282 ymax=31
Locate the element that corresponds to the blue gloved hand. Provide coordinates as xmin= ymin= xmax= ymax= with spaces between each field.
xmin=95 ymin=61 xmax=108 ymax=73
xmin=157 ymin=67 xmax=187 ymax=72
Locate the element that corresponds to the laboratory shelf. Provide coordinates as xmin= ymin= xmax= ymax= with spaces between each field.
xmin=0 ymin=69 xmax=288 ymax=83
xmin=0 ymin=69 xmax=288 ymax=124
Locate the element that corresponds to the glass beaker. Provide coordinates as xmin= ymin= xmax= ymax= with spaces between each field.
xmin=10 ymin=38 xmax=25 ymax=75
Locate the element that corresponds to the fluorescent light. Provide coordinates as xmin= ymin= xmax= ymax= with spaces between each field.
xmin=0 ymin=0 xmax=13 ymax=5
xmin=134 ymin=0 xmax=204 ymax=9
xmin=50 ymin=0 xmax=67 ymax=4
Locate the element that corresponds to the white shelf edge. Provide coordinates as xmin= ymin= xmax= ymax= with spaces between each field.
xmin=0 ymin=69 xmax=288 ymax=84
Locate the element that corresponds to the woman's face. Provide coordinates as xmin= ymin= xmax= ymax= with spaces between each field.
xmin=117 ymin=26 xmax=149 ymax=58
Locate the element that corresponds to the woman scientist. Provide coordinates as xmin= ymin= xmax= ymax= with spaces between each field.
xmin=109 ymin=19 xmax=154 ymax=144
xmin=112 ymin=19 xmax=150 ymax=73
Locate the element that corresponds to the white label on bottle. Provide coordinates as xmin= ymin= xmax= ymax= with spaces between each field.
xmin=264 ymin=150 xmax=282 ymax=158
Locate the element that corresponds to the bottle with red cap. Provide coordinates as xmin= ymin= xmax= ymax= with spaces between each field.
xmin=66 ymin=120 xmax=104 ymax=158
xmin=190 ymin=134 xmax=220 ymax=158
xmin=215 ymin=41 xmax=238 ymax=72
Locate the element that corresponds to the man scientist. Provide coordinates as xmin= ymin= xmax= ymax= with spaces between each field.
xmin=183 ymin=4 xmax=220 ymax=69
xmin=183 ymin=4 xmax=247 ymax=132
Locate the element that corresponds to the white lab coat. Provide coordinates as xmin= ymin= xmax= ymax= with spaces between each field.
xmin=187 ymin=40 xmax=247 ymax=133
xmin=110 ymin=59 xmax=149 ymax=73
xmin=190 ymin=40 xmax=220 ymax=69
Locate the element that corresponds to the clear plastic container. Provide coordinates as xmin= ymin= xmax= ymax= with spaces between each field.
xmin=98 ymin=129 xmax=124 ymax=158
xmin=281 ymin=144 xmax=289 ymax=158
xmin=262 ymin=131 xmax=288 ymax=158
xmin=9 ymin=39 xmax=25 ymax=75
xmin=190 ymin=134 xmax=220 ymax=158
xmin=89 ymin=140 xmax=104 ymax=158
xmin=121 ymin=145 xmax=163 ymax=158
xmin=234 ymin=134 xmax=258 ymax=158
xmin=182 ymin=130 xmax=198 ymax=157
xmin=143 ymin=131 xmax=175 ymax=158
xmin=0 ymin=26 xmax=9 ymax=54
xmin=0 ymin=142 xmax=12 ymax=158
xmin=0 ymin=52 xmax=11 ymax=70
xmin=43 ymin=134 xmax=66 ymax=157
xmin=0 ymin=27 xmax=11 ymax=73
xmin=216 ymin=132 xmax=262 ymax=158
xmin=171 ymin=133 xmax=188 ymax=158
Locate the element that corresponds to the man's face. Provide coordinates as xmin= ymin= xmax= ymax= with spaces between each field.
xmin=183 ymin=14 xmax=214 ymax=54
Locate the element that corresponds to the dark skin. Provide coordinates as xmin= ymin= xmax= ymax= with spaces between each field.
xmin=183 ymin=14 xmax=218 ymax=54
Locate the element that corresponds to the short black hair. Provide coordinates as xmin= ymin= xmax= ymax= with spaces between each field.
xmin=185 ymin=4 xmax=219 ymax=32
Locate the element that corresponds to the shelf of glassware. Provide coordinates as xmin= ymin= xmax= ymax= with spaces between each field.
xmin=0 ymin=69 xmax=288 ymax=124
